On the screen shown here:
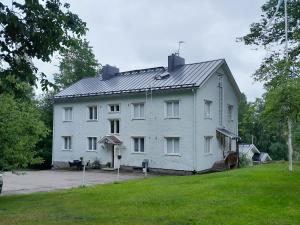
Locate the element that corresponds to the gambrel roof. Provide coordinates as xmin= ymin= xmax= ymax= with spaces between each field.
xmin=54 ymin=59 xmax=240 ymax=100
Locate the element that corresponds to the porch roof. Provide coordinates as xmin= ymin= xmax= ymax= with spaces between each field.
xmin=99 ymin=135 xmax=122 ymax=145
xmin=216 ymin=128 xmax=240 ymax=140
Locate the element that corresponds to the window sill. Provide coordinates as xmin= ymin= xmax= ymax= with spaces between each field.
xmin=165 ymin=153 xmax=181 ymax=157
xmin=86 ymin=120 xmax=98 ymax=122
xmin=132 ymin=118 xmax=146 ymax=120
xmin=108 ymin=111 xmax=120 ymax=114
xmin=164 ymin=117 xmax=181 ymax=120
xmin=62 ymin=149 xmax=72 ymax=151
xmin=131 ymin=152 xmax=145 ymax=155
xmin=205 ymin=117 xmax=212 ymax=120
xmin=204 ymin=153 xmax=213 ymax=156
xmin=62 ymin=120 xmax=73 ymax=123
xmin=86 ymin=150 xmax=97 ymax=152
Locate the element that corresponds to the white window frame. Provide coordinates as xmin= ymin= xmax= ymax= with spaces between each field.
xmin=228 ymin=104 xmax=234 ymax=122
xmin=204 ymin=100 xmax=212 ymax=119
xmin=109 ymin=119 xmax=120 ymax=134
xmin=132 ymin=103 xmax=145 ymax=120
xmin=87 ymin=137 xmax=97 ymax=151
xmin=132 ymin=137 xmax=145 ymax=154
xmin=87 ymin=105 xmax=98 ymax=121
xmin=165 ymin=100 xmax=180 ymax=119
xmin=62 ymin=136 xmax=72 ymax=151
xmin=63 ymin=107 xmax=73 ymax=122
xmin=164 ymin=137 xmax=180 ymax=156
xmin=108 ymin=104 xmax=120 ymax=113
xmin=204 ymin=136 xmax=213 ymax=154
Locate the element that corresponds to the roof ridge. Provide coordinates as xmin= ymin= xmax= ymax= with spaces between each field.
xmin=184 ymin=58 xmax=225 ymax=66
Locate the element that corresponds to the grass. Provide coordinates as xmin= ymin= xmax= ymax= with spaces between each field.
xmin=1 ymin=162 xmax=300 ymax=225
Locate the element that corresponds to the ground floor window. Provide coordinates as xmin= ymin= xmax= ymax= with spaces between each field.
xmin=165 ymin=137 xmax=180 ymax=155
xmin=63 ymin=136 xmax=72 ymax=150
xmin=88 ymin=137 xmax=97 ymax=151
xmin=132 ymin=137 xmax=145 ymax=153
xmin=204 ymin=136 xmax=213 ymax=154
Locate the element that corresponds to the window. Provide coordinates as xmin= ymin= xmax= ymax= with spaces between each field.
xmin=64 ymin=107 xmax=72 ymax=121
xmin=63 ymin=136 xmax=72 ymax=150
xmin=87 ymin=137 xmax=97 ymax=151
xmin=132 ymin=103 xmax=145 ymax=119
xmin=88 ymin=106 xmax=98 ymax=120
xmin=204 ymin=100 xmax=212 ymax=118
xmin=109 ymin=119 xmax=120 ymax=134
xmin=166 ymin=100 xmax=180 ymax=118
xmin=204 ymin=136 xmax=212 ymax=154
xmin=109 ymin=104 xmax=120 ymax=113
xmin=165 ymin=137 xmax=180 ymax=154
xmin=228 ymin=105 xmax=233 ymax=121
xmin=132 ymin=137 xmax=145 ymax=153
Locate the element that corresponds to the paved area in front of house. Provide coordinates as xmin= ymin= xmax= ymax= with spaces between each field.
xmin=1 ymin=170 xmax=145 ymax=196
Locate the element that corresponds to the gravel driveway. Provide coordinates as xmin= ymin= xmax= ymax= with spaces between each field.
xmin=1 ymin=170 xmax=144 ymax=196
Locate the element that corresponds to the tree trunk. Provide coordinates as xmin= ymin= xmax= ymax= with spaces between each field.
xmin=287 ymin=116 xmax=293 ymax=172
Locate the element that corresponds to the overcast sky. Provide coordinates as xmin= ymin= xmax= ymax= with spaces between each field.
xmin=38 ymin=0 xmax=267 ymax=101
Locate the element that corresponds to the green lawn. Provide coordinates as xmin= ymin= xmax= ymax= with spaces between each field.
xmin=1 ymin=163 xmax=300 ymax=225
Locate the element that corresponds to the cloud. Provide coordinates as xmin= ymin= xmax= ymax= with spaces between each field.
xmin=40 ymin=0 xmax=266 ymax=101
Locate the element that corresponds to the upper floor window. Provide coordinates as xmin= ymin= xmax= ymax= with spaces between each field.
xmin=63 ymin=136 xmax=72 ymax=150
xmin=88 ymin=106 xmax=98 ymax=120
xmin=165 ymin=137 xmax=180 ymax=155
xmin=109 ymin=119 xmax=120 ymax=134
xmin=64 ymin=107 xmax=72 ymax=121
xmin=204 ymin=100 xmax=212 ymax=119
xmin=87 ymin=137 xmax=97 ymax=151
xmin=132 ymin=103 xmax=145 ymax=119
xmin=109 ymin=104 xmax=120 ymax=113
xmin=133 ymin=137 xmax=145 ymax=153
xmin=165 ymin=100 xmax=179 ymax=118
xmin=228 ymin=105 xmax=233 ymax=121
xmin=204 ymin=136 xmax=212 ymax=154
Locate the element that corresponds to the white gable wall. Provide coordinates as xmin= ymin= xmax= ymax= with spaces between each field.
xmin=195 ymin=65 xmax=239 ymax=171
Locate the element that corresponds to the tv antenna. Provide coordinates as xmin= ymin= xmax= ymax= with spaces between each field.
xmin=176 ymin=41 xmax=185 ymax=56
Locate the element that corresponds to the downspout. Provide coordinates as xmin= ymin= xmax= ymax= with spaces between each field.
xmin=192 ymin=88 xmax=197 ymax=173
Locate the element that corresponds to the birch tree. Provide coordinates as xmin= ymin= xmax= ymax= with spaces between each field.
xmin=240 ymin=0 xmax=300 ymax=171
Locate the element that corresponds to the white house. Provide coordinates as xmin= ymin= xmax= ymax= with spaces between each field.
xmin=52 ymin=54 xmax=241 ymax=173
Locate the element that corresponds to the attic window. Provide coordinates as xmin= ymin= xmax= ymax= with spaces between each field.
xmin=154 ymin=71 xmax=170 ymax=80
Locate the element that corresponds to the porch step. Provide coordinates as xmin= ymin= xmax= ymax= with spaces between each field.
xmin=101 ymin=168 xmax=117 ymax=171
xmin=211 ymin=160 xmax=228 ymax=172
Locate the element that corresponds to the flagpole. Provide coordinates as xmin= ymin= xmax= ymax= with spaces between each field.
xmin=284 ymin=0 xmax=288 ymax=63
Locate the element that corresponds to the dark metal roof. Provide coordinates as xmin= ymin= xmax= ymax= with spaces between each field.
xmin=54 ymin=59 xmax=225 ymax=99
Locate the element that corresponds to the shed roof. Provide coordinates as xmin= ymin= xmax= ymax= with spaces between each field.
xmin=54 ymin=59 xmax=240 ymax=100
xmin=239 ymin=144 xmax=260 ymax=155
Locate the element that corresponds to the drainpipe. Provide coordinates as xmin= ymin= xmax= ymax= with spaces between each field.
xmin=192 ymin=88 xmax=197 ymax=172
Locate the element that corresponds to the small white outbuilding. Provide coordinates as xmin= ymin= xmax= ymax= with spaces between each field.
xmin=239 ymin=144 xmax=272 ymax=164
xmin=239 ymin=144 xmax=260 ymax=161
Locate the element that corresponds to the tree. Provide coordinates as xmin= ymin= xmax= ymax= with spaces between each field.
xmin=241 ymin=0 xmax=300 ymax=171
xmin=54 ymin=39 xmax=101 ymax=89
xmin=0 ymin=94 xmax=48 ymax=170
xmin=0 ymin=0 xmax=87 ymax=97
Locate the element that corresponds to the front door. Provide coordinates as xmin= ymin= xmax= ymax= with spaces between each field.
xmin=111 ymin=144 xmax=115 ymax=168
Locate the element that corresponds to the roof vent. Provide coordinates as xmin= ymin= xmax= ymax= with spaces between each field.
xmin=168 ymin=53 xmax=185 ymax=72
xmin=102 ymin=64 xmax=119 ymax=80
xmin=154 ymin=71 xmax=170 ymax=80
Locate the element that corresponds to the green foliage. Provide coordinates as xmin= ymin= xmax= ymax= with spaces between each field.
xmin=54 ymin=39 xmax=101 ymax=89
xmin=0 ymin=163 xmax=300 ymax=224
xmin=0 ymin=94 xmax=48 ymax=170
xmin=33 ymin=92 xmax=55 ymax=169
xmin=239 ymin=154 xmax=253 ymax=168
xmin=0 ymin=0 xmax=87 ymax=97
xmin=241 ymin=0 xmax=300 ymax=85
